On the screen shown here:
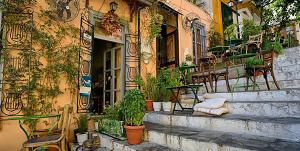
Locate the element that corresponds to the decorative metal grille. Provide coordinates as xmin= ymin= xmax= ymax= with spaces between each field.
xmin=77 ymin=10 xmax=94 ymax=113
xmin=125 ymin=34 xmax=140 ymax=90
xmin=0 ymin=8 xmax=33 ymax=116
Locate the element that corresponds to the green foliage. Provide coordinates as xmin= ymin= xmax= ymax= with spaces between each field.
xmin=208 ymin=26 xmax=222 ymax=47
xmin=0 ymin=2 xmax=80 ymax=130
xmin=103 ymin=104 xmax=122 ymax=121
xmin=99 ymin=119 xmax=124 ymax=138
xmin=224 ymin=24 xmax=237 ymax=40
xmin=245 ymin=57 xmax=264 ymax=68
xmin=148 ymin=13 xmax=163 ymax=44
xmin=122 ymin=89 xmax=145 ymax=126
xmin=242 ymin=19 xmax=261 ymax=41
xmin=78 ymin=114 xmax=88 ymax=134
xmin=156 ymin=68 xmax=182 ymax=102
xmin=262 ymin=33 xmax=284 ymax=54
xmin=134 ymin=73 xmax=158 ymax=100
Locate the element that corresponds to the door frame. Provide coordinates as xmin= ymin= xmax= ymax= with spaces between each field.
xmin=91 ymin=10 xmax=128 ymax=109
xmin=103 ymin=46 xmax=122 ymax=107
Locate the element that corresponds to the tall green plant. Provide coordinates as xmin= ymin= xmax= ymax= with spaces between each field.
xmin=224 ymin=24 xmax=237 ymax=40
xmin=78 ymin=114 xmax=88 ymax=134
xmin=242 ymin=19 xmax=261 ymax=41
xmin=134 ymin=73 xmax=158 ymax=100
xmin=122 ymin=89 xmax=145 ymax=126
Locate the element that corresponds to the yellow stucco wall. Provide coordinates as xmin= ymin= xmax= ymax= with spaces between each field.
xmin=0 ymin=0 xmax=211 ymax=150
xmin=212 ymin=0 xmax=260 ymax=42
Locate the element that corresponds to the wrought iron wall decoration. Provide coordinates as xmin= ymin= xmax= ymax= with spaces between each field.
xmin=125 ymin=34 xmax=140 ymax=90
xmin=78 ymin=10 xmax=94 ymax=113
xmin=0 ymin=8 xmax=33 ymax=116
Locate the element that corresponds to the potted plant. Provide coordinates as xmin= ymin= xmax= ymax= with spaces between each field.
xmin=76 ymin=114 xmax=88 ymax=145
xmin=152 ymin=86 xmax=162 ymax=111
xmin=122 ymin=89 xmax=146 ymax=144
xmin=161 ymin=87 xmax=172 ymax=111
xmin=157 ymin=68 xmax=182 ymax=111
xmin=134 ymin=74 xmax=158 ymax=111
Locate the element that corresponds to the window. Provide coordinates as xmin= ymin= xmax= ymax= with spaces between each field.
xmin=156 ymin=3 xmax=179 ymax=69
xmin=192 ymin=23 xmax=207 ymax=64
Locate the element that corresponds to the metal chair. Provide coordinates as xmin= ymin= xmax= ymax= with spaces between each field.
xmin=192 ymin=57 xmax=215 ymax=93
xmin=245 ymin=50 xmax=280 ymax=91
xmin=23 ymin=104 xmax=72 ymax=151
xmin=245 ymin=33 xmax=263 ymax=54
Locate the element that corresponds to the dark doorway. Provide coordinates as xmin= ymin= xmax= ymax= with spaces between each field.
xmin=90 ymin=38 xmax=120 ymax=113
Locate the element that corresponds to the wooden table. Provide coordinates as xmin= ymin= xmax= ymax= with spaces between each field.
xmin=167 ymin=84 xmax=203 ymax=114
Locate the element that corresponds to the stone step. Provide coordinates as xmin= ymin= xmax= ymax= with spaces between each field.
xmin=183 ymin=88 xmax=300 ymax=102
xmin=175 ymin=100 xmax=300 ymax=117
xmin=227 ymin=101 xmax=300 ymax=117
xmin=144 ymin=122 xmax=300 ymax=151
xmin=98 ymin=133 xmax=178 ymax=151
xmin=143 ymin=112 xmax=300 ymax=141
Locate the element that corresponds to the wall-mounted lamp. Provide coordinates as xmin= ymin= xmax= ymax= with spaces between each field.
xmin=110 ymin=1 xmax=118 ymax=12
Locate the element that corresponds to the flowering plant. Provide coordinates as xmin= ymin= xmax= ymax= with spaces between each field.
xmin=100 ymin=11 xmax=121 ymax=36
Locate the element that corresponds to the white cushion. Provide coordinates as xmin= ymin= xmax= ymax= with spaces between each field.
xmin=193 ymin=98 xmax=226 ymax=109
xmin=194 ymin=107 xmax=229 ymax=116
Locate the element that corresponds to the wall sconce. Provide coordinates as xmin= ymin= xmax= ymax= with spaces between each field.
xmin=110 ymin=1 xmax=118 ymax=12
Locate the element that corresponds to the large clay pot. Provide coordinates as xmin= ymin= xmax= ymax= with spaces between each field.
xmin=124 ymin=125 xmax=145 ymax=144
xmin=162 ymin=102 xmax=172 ymax=112
xmin=146 ymin=99 xmax=153 ymax=111
xmin=153 ymin=102 xmax=162 ymax=111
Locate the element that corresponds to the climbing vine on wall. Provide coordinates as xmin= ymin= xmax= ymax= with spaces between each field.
xmin=0 ymin=1 xmax=80 ymax=130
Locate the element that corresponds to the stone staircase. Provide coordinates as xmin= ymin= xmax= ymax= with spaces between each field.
xmin=210 ymin=46 xmax=300 ymax=92
xmin=143 ymin=89 xmax=300 ymax=151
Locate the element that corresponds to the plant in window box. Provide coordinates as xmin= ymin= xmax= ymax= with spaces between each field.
xmin=100 ymin=10 xmax=121 ymax=37
xmin=98 ymin=104 xmax=125 ymax=139
xmin=76 ymin=114 xmax=88 ymax=145
xmin=122 ymin=89 xmax=145 ymax=144
xmin=134 ymin=73 xmax=158 ymax=111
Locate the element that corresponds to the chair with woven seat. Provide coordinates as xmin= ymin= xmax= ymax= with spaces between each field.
xmin=23 ymin=104 xmax=72 ymax=151
xmin=245 ymin=50 xmax=280 ymax=91
xmin=192 ymin=57 xmax=215 ymax=93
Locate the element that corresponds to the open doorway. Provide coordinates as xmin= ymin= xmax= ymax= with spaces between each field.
xmin=90 ymin=38 xmax=122 ymax=113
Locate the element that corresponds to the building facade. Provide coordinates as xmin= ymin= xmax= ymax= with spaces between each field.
xmin=0 ymin=0 xmax=211 ymax=150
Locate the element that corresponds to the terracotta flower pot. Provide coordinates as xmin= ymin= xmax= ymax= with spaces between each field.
xmin=146 ymin=99 xmax=153 ymax=111
xmin=124 ymin=125 xmax=145 ymax=144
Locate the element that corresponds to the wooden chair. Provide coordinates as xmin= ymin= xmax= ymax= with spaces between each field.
xmin=245 ymin=51 xmax=280 ymax=91
xmin=212 ymin=54 xmax=231 ymax=92
xmin=245 ymin=33 xmax=263 ymax=54
xmin=23 ymin=104 xmax=72 ymax=151
xmin=192 ymin=57 xmax=215 ymax=93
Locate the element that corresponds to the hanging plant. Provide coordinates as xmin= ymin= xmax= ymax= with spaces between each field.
xmin=100 ymin=11 xmax=121 ymax=36
xmin=148 ymin=13 xmax=163 ymax=44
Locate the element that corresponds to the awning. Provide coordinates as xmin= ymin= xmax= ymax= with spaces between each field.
xmin=159 ymin=1 xmax=183 ymax=15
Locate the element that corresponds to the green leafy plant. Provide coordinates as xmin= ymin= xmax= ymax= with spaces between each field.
xmin=122 ymin=89 xmax=145 ymax=126
xmin=245 ymin=57 xmax=264 ymax=68
xmin=156 ymin=68 xmax=182 ymax=102
xmin=0 ymin=1 xmax=80 ymax=131
xmin=242 ymin=19 xmax=261 ymax=41
xmin=134 ymin=73 xmax=158 ymax=100
xmin=224 ymin=24 xmax=237 ymax=40
xmin=262 ymin=33 xmax=284 ymax=54
xmin=148 ymin=13 xmax=163 ymax=44
xmin=208 ymin=26 xmax=222 ymax=47
xmin=77 ymin=114 xmax=88 ymax=134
